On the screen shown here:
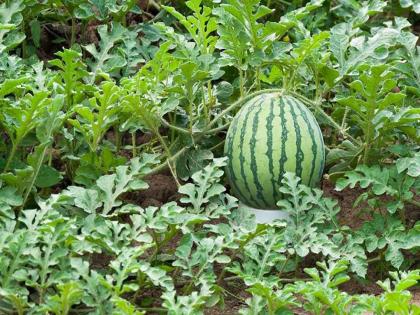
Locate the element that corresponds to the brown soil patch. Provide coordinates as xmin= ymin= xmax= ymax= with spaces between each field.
xmin=131 ymin=173 xmax=178 ymax=207
xmin=322 ymin=178 xmax=373 ymax=229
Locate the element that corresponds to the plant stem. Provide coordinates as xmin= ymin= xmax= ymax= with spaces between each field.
xmin=3 ymin=142 xmax=18 ymax=172
xmin=208 ymin=140 xmax=225 ymax=152
xmin=0 ymin=305 xmax=17 ymax=314
xmin=21 ymin=21 xmax=26 ymax=58
xmin=278 ymin=254 xmax=290 ymax=277
xmin=207 ymin=88 xmax=284 ymax=130
xmin=146 ymin=147 xmax=187 ymax=176
xmin=205 ymin=122 xmax=230 ymax=135
xmin=115 ymin=127 xmax=121 ymax=153
xmin=70 ymin=17 xmax=76 ymax=47
xmin=239 ymin=68 xmax=245 ymax=98
xmin=290 ymin=92 xmax=359 ymax=145
xmin=221 ymin=287 xmax=246 ymax=302
xmin=137 ymin=307 xmax=166 ymax=312
xmin=363 ymin=97 xmax=376 ymax=165
xmin=367 ymin=255 xmax=382 ymax=263
xmin=21 ymin=144 xmax=49 ymax=208
xmin=160 ymin=118 xmax=190 ymax=134
xmin=203 ymin=82 xmax=213 ymax=123
xmin=223 ymin=274 xmax=311 ymax=282
xmin=148 ymin=225 xmax=178 ymax=262
xmin=341 ymin=106 xmax=349 ymax=130
xmin=184 ymin=247 xmax=223 ymax=294
xmin=217 ymin=225 xmax=268 ymax=284
xmin=148 ymin=0 xmax=161 ymax=10
xmin=38 ymin=234 xmax=55 ymax=304
xmin=255 ymin=67 xmax=261 ymax=90
xmin=154 ymin=130 xmax=180 ymax=186
xmin=131 ymin=132 xmax=136 ymax=157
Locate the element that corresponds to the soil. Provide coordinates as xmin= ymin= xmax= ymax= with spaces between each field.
xmin=134 ymin=173 xmax=179 ymax=207
xmin=322 ymin=178 xmax=373 ymax=229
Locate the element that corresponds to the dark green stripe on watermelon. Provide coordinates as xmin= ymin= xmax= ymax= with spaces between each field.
xmin=298 ymin=101 xmax=318 ymax=186
xmin=266 ymin=98 xmax=278 ymax=206
xmin=237 ymin=98 xmax=261 ymax=207
xmin=249 ymin=100 xmax=269 ymax=207
xmin=225 ymin=107 xmax=248 ymax=202
xmin=288 ymin=97 xmax=304 ymax=180
xmin=278 ymin=97 xmax=288 ymax=187
xmin=315 ymin=112 xmax=326 ymax=183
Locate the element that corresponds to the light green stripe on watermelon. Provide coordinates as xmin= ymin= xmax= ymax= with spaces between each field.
xmin=234 ymin=98 xmax=262 ymax=207
xmin=241 ymin=97 xmax=265 ymax=208
xmin=229 ymin=101 xmax=252 ymax=205
xmin=295 ymin=98 xmax=325 ymax=185
xmin=314 ymin=110 xmax=326 ymax=184
xmin=287 ymin=97 xmax=304 ymax=180
xmin=280 ymin=97 xmax=298 ymax=183
xmin=249 ymin=101 xmax=269 ymax=207
xmin=270 ymin=96 xmax=282 ymax=205
xmin=298 ymin=100 xmax=318 ymax=184
xmin=291 ymin=99 xmax=316 ymax=183
xmin=265 ymin=97 xmax=277 ymax=207
xmin=256 ymin=95 xmax=274 ymax=207
xmin=278 ymin=96 xmax=288 ymax=190
xmin=225 ymin=107 xmax=248 ymax=202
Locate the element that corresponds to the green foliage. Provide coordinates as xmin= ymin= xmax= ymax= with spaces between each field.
xmin=293 ymin=260 xmax=353 ymax=314
xmin=277 ymin=173 xmax=341 ymax=258
xmin=0 ymin=1 xmax=419 ymax=314
xmin=0 ymin=1 xmax=25 ymax=53
xmin=398 ymin=0 xmax=420 ymax=13
xmin=336 ymin=163 xmax=419 ymax=214
xmin=84 ymin=22 xmax=128 ymax=82
xmin=357 ymin=269 xmax=420 ymax=314
xmin=75 ymin=0 xmax=140 ymax=22
xmin=49 ymin=49 xmax=91 ymax=109
xmin=164 ymin=0 xmax=218 ymax=55
xmin=329 ymin=64 xmax=419 ymax=170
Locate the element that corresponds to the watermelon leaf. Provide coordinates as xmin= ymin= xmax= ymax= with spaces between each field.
xmin=336 ymin=164 xmax=417 ymax=214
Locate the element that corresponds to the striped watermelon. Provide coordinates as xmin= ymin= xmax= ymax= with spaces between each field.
xmin=224 ymin=92 xmax=325 ymax=209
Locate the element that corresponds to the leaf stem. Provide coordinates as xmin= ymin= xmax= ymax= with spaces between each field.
xmin=278 ymin=254 xmax=290 ymax=277
xmin=21 ymin=143 xmax=49 ymax=208
xmin=206 ymin=88 xmax=284 ymax=130
xmin=407 ymin=199 xmax=420 ymax=208
xmin=217 ymin=225 xmax=268 ymax=284
xmin=290 ymin=91 xmax=359 ymax=145
xmin=3 ymin=142 xmax=18 ymax=172
xmin=154 ymin=131 xmax=180 ymax=186
xmin=239 ymin=68 xmax=245 ymax=97
xmin=131 ymin=132 xmax=136 ymax=157
xmin=146 ymin=147 xmax=188 ymax=177
xmin=160 ymin=118 xmax=190 ymax=134
xmin=70 ymin=17 xmax=76 ymax=47
xmin=363 ymin=96 xmax=376 ymax=165
xmin=367 ymin=255 xmax=382 ymax=264
xmin=147 ymin=0 xmax=161 ymax=10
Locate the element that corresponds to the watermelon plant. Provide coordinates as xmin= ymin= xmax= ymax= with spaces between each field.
xmin=0 ymin=0 xmax=419 ymax=314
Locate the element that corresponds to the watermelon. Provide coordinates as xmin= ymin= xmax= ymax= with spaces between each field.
xmin=224 ymin=92 xmax=325 ymax=209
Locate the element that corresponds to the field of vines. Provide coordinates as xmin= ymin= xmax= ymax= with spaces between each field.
xmin=0 ymin=0 xmax=419 ymax=314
